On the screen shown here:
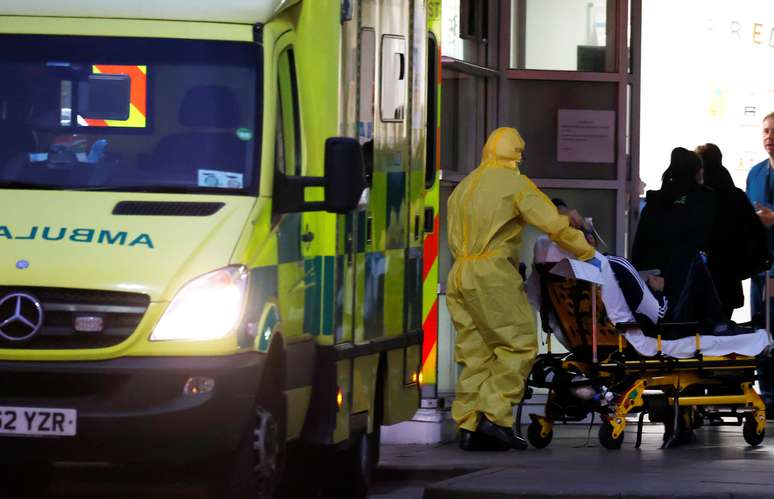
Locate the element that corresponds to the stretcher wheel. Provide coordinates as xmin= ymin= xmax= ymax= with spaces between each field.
xmin=743 ymin=415 xmax=765 ymax=446
xmin=599 ymin=421 xmax=624 ymax=450
xmin=527 ymin=420 xmax=553 ymax=449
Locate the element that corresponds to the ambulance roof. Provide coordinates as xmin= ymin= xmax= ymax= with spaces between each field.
xmin=0 ymin=0 xmax=299 ymax=24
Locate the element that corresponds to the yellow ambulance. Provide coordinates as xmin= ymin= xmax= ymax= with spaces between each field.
xmin=0 ymin=0 xmax=436 ymax=497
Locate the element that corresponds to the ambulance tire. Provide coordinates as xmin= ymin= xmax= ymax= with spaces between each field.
xmin=208 ymin=395 xmax=287 ymax=499
xmin=323 ymin=430 xmax=378 ymax=499
xmin=1 ymin=461 xmax=51 ymax=498
xmin=208 ymin=346 xmax=287 ymax=499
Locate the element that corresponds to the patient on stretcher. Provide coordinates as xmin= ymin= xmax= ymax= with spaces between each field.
xmin=527 ymin=235 xmax=772 ymax=359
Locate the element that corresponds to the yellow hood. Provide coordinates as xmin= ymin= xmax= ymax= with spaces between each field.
xmin=478 ymin=127 xmax=525 ymax=170
xmin=0 ymin=190 xmax=255 ymax=302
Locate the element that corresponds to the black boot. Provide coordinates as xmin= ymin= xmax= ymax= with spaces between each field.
xmin=477 ymin=417 xmax=527 ymax=450
xmin=459 ymin=429 xmax=510 ymax=452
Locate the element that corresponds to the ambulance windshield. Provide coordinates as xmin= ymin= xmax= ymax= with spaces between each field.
xmin=0 ymin=35 xmax=261 ymax=194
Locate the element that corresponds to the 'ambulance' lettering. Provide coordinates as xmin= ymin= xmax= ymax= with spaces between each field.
xmin=129 ymin=234 xmax=154 ymax=249
xmin=98 ymin=230 xmax=128 ymax=246
xmin=42 ymin=227 xmax=66 ymax=241
xmin=15 ymin=226 xmax=38 ymax=240
xmin=70 ymin=229 xmax=95 ymax=243
xmin=0 ymin=226 xmax=154 ymax=249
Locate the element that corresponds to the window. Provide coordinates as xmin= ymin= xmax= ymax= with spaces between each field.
xmin=460 ymin=0 xmax=488 ymax=42
xmin=360 ymin=29 xmax=376 ymax=185
xmin=0 ymin=35 xmax=260 ymax=194
xmin=425 ymin=34 xmax=438 ymax=188
xmin=358 ymin=29 xmax=375 ymax=142
xmin=440 ymin=69 xmax=486 ymax=174
xmin=509 ymin=0 xmax=616 ymax=72
xmin=274 ymin=86 xmax=286 ymax=174
xmin=380 ymin=36 xmax=406 ymax=122
xmin=276 ymin=48 xmax=301 ymax=175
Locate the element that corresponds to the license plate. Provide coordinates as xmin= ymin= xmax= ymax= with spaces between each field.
xmin=0 ymin=406 xmax=77 ymax=437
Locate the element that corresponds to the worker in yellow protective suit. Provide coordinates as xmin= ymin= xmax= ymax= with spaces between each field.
xmin=447 ymin=127 xmax=597 ymax=451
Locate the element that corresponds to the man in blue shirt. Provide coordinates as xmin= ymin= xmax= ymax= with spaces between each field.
xmin=746 ymin=111 xmax=774 ymax=410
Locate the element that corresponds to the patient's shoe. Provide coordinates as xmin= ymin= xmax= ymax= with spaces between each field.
xmin=477 ymin=417 xmax=528 ymax=450
xmin=458 ymin=429 xmax=510 ymax=452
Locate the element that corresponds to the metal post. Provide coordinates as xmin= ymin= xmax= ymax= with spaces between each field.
xmin=592 ymin=283 xmax=598 ymax=363
xmin=767 ymin=273 xmax=771 ymax=337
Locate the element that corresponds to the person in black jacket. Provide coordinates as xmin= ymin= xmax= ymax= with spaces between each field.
xmin=632 ymin=147 xmax=722 ymax=327
xmin=696 ymin=143 xmax=769 ymax=319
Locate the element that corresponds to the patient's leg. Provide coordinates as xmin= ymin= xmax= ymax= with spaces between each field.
xmin=607 ymin=255 xmax=666 ymax=331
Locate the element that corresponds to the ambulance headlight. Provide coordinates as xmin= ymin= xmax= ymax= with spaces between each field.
xmin=150 ymin=266 xmax=249 ymax=341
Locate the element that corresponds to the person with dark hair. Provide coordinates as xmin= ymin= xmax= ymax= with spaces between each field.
xmin=631 ymin=147 xmax=720 ymax=325
xmin=551 ymin=197 xmax=568 ymax=210
xmin=696 ymin=143 xmax=768 ymax=319
xmin=696 ymin=143 xmax=734 ymax=188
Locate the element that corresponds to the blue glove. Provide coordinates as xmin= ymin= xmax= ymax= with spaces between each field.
xmin=87 ymin=139 xmax=107 ymax=163
xmin=587 ymin=257 xmax=602 ymax=270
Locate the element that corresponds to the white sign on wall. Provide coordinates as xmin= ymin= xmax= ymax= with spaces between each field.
xmin=557 ymin=109 xmax=616 ymax=163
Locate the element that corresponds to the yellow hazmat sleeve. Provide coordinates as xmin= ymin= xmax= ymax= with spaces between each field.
xmin=515 ymin=179 xmax=595 ymax=261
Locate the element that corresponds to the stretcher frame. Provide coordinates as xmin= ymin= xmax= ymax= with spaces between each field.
xmin=519 ymin=267 xmax=769 ymax=450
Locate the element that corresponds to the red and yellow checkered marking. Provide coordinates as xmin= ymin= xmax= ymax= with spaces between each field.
xmin=420 ymin=42 xmax=443 ymax=386
xmin=83 ymin=65 xmax=147 ymax=128
xmin=421 ymin=212 xmax=439 ymax=384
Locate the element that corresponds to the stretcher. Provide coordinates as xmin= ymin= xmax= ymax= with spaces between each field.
xmin=520 ymin=259 xmax=772 ymax=450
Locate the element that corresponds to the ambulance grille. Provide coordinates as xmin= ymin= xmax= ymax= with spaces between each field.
xmin=0 ymin=287 xmax=149 ymax=350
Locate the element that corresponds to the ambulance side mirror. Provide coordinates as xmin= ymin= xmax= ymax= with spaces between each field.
xmin=323 ymin=137 xmax=366 ymax=214
xmin=272 ymin=137 xmax=365 ymax=214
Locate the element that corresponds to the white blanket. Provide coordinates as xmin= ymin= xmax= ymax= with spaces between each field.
xmin=623 ymin=328 xmax=770 ymax=358
xmin=528 ymin=237 xmax=772 ymax=359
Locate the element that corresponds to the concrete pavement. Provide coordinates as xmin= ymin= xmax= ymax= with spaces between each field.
xmin=377 ymin=422 xmax=774 ymax=498
xmin=19 ymin=422 xmax=774 ymax=498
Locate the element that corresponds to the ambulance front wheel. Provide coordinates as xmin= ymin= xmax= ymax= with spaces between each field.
xmin=207 ymin=397 xmax=287 ymax=499
xmin=207 ymin=348 xmax=287 ymax=499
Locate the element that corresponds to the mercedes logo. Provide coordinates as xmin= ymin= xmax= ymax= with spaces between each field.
xmin=0 ymin=293 xmax=44 ymax=341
